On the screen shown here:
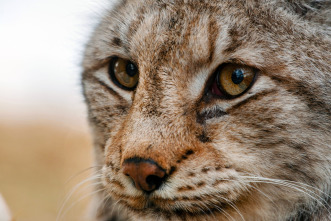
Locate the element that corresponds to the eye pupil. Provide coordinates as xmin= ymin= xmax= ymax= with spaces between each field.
xmin=231 ymin=69 xmax=244 ymax=84
xmin=126 ymin=62 xmax=137 ymax=77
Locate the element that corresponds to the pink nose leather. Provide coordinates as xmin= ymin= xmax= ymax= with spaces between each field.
xmin=122 ymin=159 xmax=166 ymax=192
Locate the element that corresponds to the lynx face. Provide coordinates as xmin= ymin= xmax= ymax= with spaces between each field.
xmin=82 ymin=0 xmax=331 ymax=220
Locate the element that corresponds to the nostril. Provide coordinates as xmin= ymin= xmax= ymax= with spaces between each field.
xmin=122 ymin=158 xmax=166 ymax=193
xmin=146 ymin=175 xmax=163 ymax=190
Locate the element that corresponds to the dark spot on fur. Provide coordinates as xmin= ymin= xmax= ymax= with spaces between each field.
xmin=178 ymin=186 xmax=195 ymax=191
xmin=185 ymin=150 xmax=194 ymax=155
xmin=188 ymin=172 xmax=195 ymax=177
xmin=225 ymin=164 xmax=232 ymax=169
xmin=201 ymin=167 xmax=210 ymax=173
xmin=197 ymin=131 xmax=211 ymax=143
xmin=290 ymin=144 xmax=305 ymax=151
xmin=176 ymin=160 xmax=181 ymax=163
xmin=213 ymin=180 xmax=225 ymax=186
xmin=112 ymin=37 xmax=122 ymax=46
xmin=169 ymin=166 xmax=177 ymax=175
xmin=182 ymin=155 xmax=188 ymax=160
xmin=197 ymin=182 xmax=205 ymax=187
xmin=108 ymin=162 xmax=114 ymax=168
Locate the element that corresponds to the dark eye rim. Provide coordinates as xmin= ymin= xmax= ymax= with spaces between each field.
xmin=214 ymin=63 xmax=257 ymax=99
xmin=108 ymin=56 xmax=139 ymax=91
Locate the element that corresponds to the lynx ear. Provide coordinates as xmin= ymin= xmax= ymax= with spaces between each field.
xmin=0 ymin=194 xmax=12 ymax=221
xmin=283 ymin=0 xmax=331 ymax=25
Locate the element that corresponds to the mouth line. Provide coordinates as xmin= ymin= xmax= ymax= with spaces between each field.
xmin=123 ymin=198 xmax=230 ymax=217
xmin=113 ymin=191 xmax=231 ymax=214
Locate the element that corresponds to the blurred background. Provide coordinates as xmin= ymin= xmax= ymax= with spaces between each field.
xmin=0 ymin=0 xmax=113 ymax=220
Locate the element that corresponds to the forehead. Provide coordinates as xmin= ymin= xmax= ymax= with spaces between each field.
xmin=84 ymin=0 xmax=284 ymax=74
xmin=112 ymin=1 xmax=229 ymax=65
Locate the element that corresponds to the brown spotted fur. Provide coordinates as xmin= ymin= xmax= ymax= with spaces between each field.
xmin=82 ymin=0 xmax=331 ymax=220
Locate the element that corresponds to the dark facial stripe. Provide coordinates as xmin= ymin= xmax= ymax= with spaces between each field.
xmin=207 ymin=17 xmax=218 ymax=63
xmin=265 ymin=73 xmax=330 ymax=115
xmin=226 ymin=89 xmax=277 ymax=113
xmin=82 ymin=57 xmax=110 ymax=73
xmin=86 ymin=74 xmax=123 ymax=101
xmin=197 ymin=107 xmax=227 ymax=124
xmin=224 ymin=23 xmax=248 ymax=54
xmin=126 ymin=5 xmax=148 ymax=46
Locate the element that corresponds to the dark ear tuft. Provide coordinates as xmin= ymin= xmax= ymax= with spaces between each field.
xmin=283 ymin=0 xmax=331 ymax=26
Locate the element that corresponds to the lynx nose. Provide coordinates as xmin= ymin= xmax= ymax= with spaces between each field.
xmin=122 ymin=158 xmax=166 ymax=193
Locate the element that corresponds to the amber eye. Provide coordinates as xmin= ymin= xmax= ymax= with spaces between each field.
xmin=108 ymin=57 xmax=139 ymax=90
xmin=212 ymin=64 xmax=256 ymax=97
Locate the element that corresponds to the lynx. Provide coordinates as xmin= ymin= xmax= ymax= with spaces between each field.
xmin=82 ymin=0 xmax=331 ymax=220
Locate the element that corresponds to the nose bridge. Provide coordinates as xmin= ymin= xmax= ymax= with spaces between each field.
xmin=119 ymin=113 xmax=178 ymax=168
xmin=118 ymin=64 xmax=197 ymax=169
xmin=134 ymin=68 xmax=183 ymax=119
xmin=128 ymin=76 xmax=188 ymax=138
xmin=118 ymin=100 xmax=196 ymax=171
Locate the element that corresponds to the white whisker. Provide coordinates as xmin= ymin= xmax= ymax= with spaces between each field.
xmin=208 ymin=198 xmax=234 ymax=221
xmin=200 ymin=199 xmax=217 ymax=220
xmin=65 ymin=166 xmax=103 ymax=185
xmin=241 ymin=175 xmax=331 ymax=216
xmin=59 ymin=188 xmax=106 ymax=221
xmin=217 ymin=194 xmax=245 ymax=221
xmin=247 ymin=183 xmax=278 ymax=208
xmin=57 ymin=174 xmax=103 ymax=221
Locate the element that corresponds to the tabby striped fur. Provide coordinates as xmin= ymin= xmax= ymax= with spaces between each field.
xmin=82 ymin=0 xmax=331 ymax=220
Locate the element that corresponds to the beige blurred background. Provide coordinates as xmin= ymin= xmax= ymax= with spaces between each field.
xmin=0 ymin=0 xmax=113 ymax=220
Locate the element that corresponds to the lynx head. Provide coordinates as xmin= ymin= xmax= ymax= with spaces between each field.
xmin=82 ymin=0 xmax=331 ymax=220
